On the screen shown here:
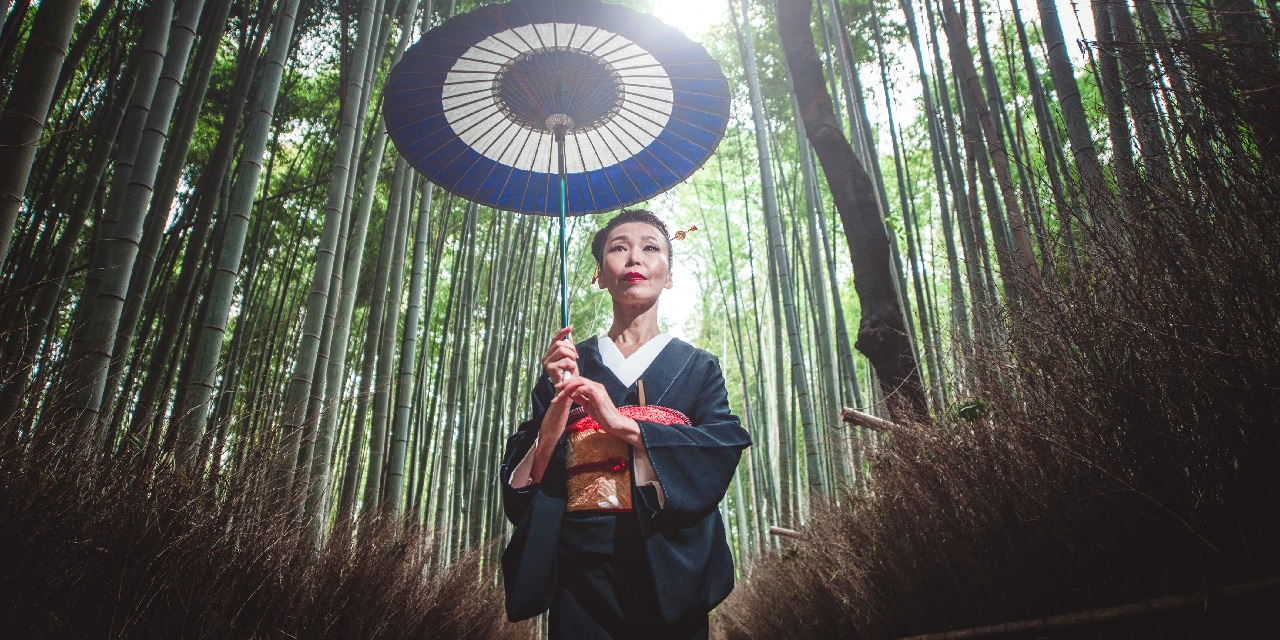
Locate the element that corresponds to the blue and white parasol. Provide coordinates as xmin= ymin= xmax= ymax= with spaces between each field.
xmin=384 ymin=0 xmax=730 ymax=324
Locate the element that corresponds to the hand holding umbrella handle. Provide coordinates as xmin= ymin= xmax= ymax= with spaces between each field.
xmin=541 ymin=326 xmax=578 ymax=382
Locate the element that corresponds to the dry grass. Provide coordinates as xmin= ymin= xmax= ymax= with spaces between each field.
xmin=0 ymin=432 xmax=533 ymax=639
xmin=713 ymin=34 xmax=1280 ymax=640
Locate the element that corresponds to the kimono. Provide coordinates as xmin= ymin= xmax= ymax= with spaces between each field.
xmin=500 ymin=335 xmax=751 ymax=638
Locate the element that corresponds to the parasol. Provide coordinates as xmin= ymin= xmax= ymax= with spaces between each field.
xmin=383 ymin=0 xmax=730 ymax=326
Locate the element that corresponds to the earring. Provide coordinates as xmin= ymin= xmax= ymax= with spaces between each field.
xmin=590 ymin=265 xmax=600 ymax=285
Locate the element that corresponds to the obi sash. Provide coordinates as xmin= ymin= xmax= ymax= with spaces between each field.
xmin=564 ymin=404 xmax=691 ymax=513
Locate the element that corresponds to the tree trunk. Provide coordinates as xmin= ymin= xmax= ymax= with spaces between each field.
xmin=369 ymin=0 xmax=424 ymax=518
xmin=899 ymin=0 xmax=972 ymax=371
xmin=0 ymin=0 xmax=32 ymax=81
xmin=1089 ymin=0 xmax=1141 ymax=204
xmin=385 ymin=179 xmax=433 ymax=517
xmin=338 ymin=172 xmax=401 ymax=518
xmin=792 ymin=92 xmax=845 ymax=464
xmin=366 ymin=159 xmax=415 ymax=513
xmin=304 ymin=109 xmax=395 ymax=537
xmin=869 ymin=1 xmax=945 ymax=412
xmin=975 ymin=0 xmax=1050 ymax=271
xmin=1010 ymin=0 xmax=1079 ymax=269
xmin=0 ymin=0 xmax=81 ymax=269
xmin=1031 ymin=0 xmax=1115 ymax=235
xmin=174 ymin=0 xmax=306 ymax=471
xmin=129 ymin=2 xmax=268 ymax=441
xmin=100 ymin=0 xmax=228 ymax=435
xmin=61 ymin=0 xmax=209 ymax=440
xmin=1105 ymin=0 xmax=1173 ymax=187
xmin=775 ymin=0 xmax=928 ymax=420
xmin=935 ymin=0 xmax=1042 ymax=304
xmin=0 ymin=53 xmax=138 ymax=430
xmin=733 ymin=0 xmax=825 ymax=495
xmin=275 ymin=0 xmax=380 ymax=491
xmin=49 ymin=0 xmax=120 ymax=109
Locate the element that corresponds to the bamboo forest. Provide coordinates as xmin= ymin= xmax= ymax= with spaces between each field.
xmin=2 ymin=0 xmax=1278 ymax=636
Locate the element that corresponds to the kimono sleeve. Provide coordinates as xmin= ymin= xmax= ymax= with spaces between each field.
xmin=633 ymin=356 xmax=751 ymax=530
xmin=499 ymin=373 xmax=558 ymax=526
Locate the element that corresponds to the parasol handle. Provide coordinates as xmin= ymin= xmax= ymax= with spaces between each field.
xmin=552 ymin=118 xmax=570 ymax=331
xmin=555 ymin=131 xmax=570 ymax=384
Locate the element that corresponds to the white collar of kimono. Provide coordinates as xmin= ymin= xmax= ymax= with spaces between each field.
xmin=595 ymin=333 xmax=673 ymax=388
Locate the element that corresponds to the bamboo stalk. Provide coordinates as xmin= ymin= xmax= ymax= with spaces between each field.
xmin=768 ymin=526 xmax=804 ymax=540
xmin=841 ymin=407 xmax=902 ymax=434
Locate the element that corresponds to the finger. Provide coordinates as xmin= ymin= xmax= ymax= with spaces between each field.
xmin=551 ymin=342 xmax=578 ymax=360
xmin=564 ymin=380 xmax=601 ymax=402
xmin=552 ymin=373 xmax=586 ymax=394
xmin=543 ymin=343 xmax=576 ymax=368
xmin=551 ymin=325 xmax=573 ymax=345
xmin=542 ymin=344 xmax=562 ymax=364
xmin=551 ymin=386 xmax=575 ymax=405
xmin=545 ymin=332 xmax=570 ymax=353
xmin=555 ymin=376 xmax=588 ymax=392
xmin=556 ymin=381 xmax=589 ymax=405
xmin=544 ymin=348 xmax=579 ymax=382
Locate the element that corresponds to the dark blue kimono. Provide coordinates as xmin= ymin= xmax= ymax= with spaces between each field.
xmin=500 ymin=336 xmax=751 ymax=638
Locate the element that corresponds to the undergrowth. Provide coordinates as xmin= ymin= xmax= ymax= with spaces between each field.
xmin=0 ymin=433 xmax=533 ymax=639
xmin=713 ymin=35 xmax=1280 ymax=640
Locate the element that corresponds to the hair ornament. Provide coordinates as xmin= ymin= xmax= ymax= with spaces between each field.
xmin=671 ymin=225 xmax=698 ymax=241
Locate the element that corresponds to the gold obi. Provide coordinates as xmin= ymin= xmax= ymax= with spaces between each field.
xmin=563 ymin=405 xmax=692 ymax=513
xmin=565 ymin=409 xmax=632 ymax=512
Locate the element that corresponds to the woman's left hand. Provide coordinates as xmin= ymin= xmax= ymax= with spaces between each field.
xmin=553 ymin=376 xmax=642 ymax=448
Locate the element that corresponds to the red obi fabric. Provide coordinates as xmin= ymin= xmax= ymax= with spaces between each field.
xmin=564 ymin=405 xmax=691 ymax=512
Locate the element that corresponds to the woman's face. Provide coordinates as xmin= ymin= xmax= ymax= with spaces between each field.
xmin=597 ymin=221 xmax=673 ymax=305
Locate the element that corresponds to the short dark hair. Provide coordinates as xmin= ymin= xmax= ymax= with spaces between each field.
xmin=590 ymin=209 xmax=672 ymax=265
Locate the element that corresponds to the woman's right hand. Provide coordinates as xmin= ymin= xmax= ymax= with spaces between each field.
xmin=529 ymin=327 xmax=577 ymax=484
xmin=541 ymin=325 xmax=578 ymax=382
xmin=531 ymin=369 xmax=574 ymax=484
xmin=536 ymin=399 xmax=570 ymax=453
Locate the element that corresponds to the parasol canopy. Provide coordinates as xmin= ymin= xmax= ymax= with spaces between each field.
xmin=382 ymin=0 xmax=731 ymax=216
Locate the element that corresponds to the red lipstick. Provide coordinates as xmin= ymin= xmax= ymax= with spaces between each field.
xmin=623 ymin=272 xmax=646 ymax=282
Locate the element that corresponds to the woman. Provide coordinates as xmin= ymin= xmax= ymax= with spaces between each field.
xmin=500 ymin=209 xmax=752 ymax=639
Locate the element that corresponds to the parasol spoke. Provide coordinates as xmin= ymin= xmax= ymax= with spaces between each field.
xmin=609 ymin=115 xmax=681 ymax=186
xmin=455 ymin=117 xmax=529 ymax=199
xmin=569 ymin=134 xmax=603 ymax=213
xmin=589 ymin=124 xmax=644 ymax=199
xmin=596 ymin=113 xmax=670 ymax=192
xmin=577 ymin=128 xmax=619 ymax=178
xmin=578 ymin=130 xmax=625 ymax=210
